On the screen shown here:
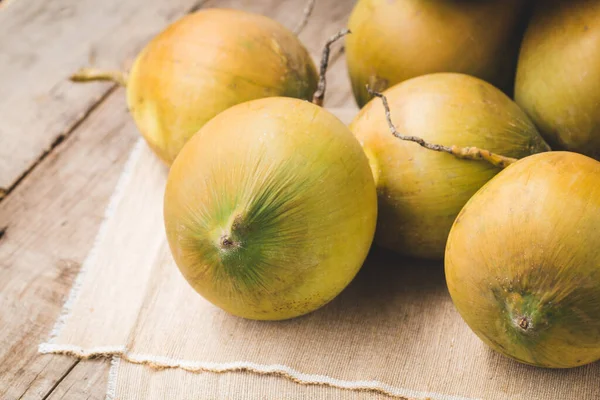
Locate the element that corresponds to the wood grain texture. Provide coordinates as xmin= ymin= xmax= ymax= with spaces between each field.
xmin=9 ymin=358 xmax=78 ymax=400
xmin=0 ymin=0 xmax=356 ymax=398
xmin=0 ymin=91 xmax=138 ymax=399
xmin=0 ymin=0 xmax=207 ymax=195
xmin=45 ymin=359 xmax=110 ymax=400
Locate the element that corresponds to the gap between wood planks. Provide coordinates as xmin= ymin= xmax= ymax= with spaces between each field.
xmin=0 ymin=0 xmax=209 ymax=204
xmin=0 ymin=86 xmax=117 ymax=202
xmin=4 ymin=85 xmax=131 ymax=400
xmin=36 ymin=360 xmax=80 ymax=400
xmin=3 ymin=1 xmax=208 ymax=398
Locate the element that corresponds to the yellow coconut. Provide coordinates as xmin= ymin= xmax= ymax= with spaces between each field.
xmin=515 ymin=0 xmax=600 ymax=160
xmin=445 ymin=152 xmax=600 ymax=368
xmin=346 ymin=0 xmax=530 ymax=107
xmin=74 ymin=8 xmax=318 ymax=164
xmin=350 ymin=73 xmax=549 ymax=260
xmin=164 ymin=97 xmax=377 ymax=320
xmin=129 ymin=8 xmax=319 ymax=164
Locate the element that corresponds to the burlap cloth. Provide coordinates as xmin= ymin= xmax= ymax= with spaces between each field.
xmin=40 ymin=121 xmax=600 ymax=399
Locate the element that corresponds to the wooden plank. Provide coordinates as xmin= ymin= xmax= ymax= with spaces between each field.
xmin=10 ymin=358 xmax=79 ymax=400
xmin=0 ymin=1 xmax=356 ymax=398
xmin=44 ymin=359 xmax=110 ymax=400
xmin=0 ymin=90 xmax=138 ymax=399
xmin=0 ymin=0 xmax=207 ymax=195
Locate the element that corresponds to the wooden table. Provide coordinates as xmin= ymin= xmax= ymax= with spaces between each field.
xmin=0 ymin=0 xmax=356 ymax=398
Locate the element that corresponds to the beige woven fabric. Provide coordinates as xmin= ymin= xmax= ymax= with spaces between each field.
xmin=40 ymin=138 xmax=600 ymax=400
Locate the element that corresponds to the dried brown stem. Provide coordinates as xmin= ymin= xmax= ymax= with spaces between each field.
xmin=366 ymin=86 xmax=517 ymax=169
xmin=312 ymin=28 xmax=350 ymax=107
xmin=70 ymin=67 xmax=127 ymax=86
xmin=293 ymin=0 xmax=316 ymax=36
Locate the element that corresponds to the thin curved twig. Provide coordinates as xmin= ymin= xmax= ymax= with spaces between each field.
xmin=366 ymin=86 xmax=517 ymax=169
xmin=312 ymin=29 xmax=351 ymax=107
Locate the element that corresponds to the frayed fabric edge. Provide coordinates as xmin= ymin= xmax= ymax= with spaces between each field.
xmin=38 ymin=343 xmax=127 ymax=358
xmin=105 ymin=356 xmax=121 ymax=400
xmin=39 ymin=139 xmax=145 ymax=346
xmin=38 ymin=343 xmax=474 ymax=400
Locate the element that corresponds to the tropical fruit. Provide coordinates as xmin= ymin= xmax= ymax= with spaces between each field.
xmin=164 ymin=97 xmax=377 ymax=320
xmin=445 ymin=151 xmax=600 ymax=368
xmin=346 ymin=0 xmax=530 ymax=106
xmin=75 ymin=8 xmax=318 ymax=164
xmin=350 ymin=73 xmax=549 ymax=259
xmin=515 ymin=0 xmax=600 ymax=160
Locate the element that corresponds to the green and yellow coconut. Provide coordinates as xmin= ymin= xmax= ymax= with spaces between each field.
xmin=346 ymin=0 xmax=530 ymax=107
xmin=164 ymin=97 xmax=377 ymax=320
xmin=515 ymin=0 xmax=600 ymax=160
xmin=445 ymin=152 xmax=600 ymax=368
xmin=74 ymin=8 xmax=318 ymax=164
xmin=350 ymin=73 xmax=549 ymax=260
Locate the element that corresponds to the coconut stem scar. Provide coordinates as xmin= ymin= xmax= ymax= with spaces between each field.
xmin=518 ymin=316 xmax=530 ymax=330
